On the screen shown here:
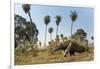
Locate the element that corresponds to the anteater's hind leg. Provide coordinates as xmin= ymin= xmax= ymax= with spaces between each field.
xmin=69 ymin=50 xmax=75 ymax=56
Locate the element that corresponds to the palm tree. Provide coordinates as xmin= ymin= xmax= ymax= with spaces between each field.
xmin=91 ymin=36 xmax=94 ymax=40
xmin=70 ymin=11 xmax=78 ymax=37
xmin=55 ymin=16 xmax=61 ymax=37
xmin=91 ymin=36 xmax=94 ymax=44
xmin=22 ymin=4 xmax=33 ymax=43
xmin=60 ymin=34 xmax=64 ymax=42
xmin=55 ymin=35 xmax=60 ymax=42
xmin=39 ymin=41 xmax=41 ymax=47
xmin=22 ymin=4 xmax=32 ymax=22
xmin=48 ymin=27 xmax=53 ymax=41
xmin=44 ymin=15 xmax=51 ymax=46
xmin=60 ymin=34 xmax=63 ymax=38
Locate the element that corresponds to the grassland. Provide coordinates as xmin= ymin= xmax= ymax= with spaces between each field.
xmin=15 ymin=46 xmax=94 ymax=65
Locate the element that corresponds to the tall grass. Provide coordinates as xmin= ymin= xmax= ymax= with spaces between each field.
xmin=15 ymin=40 xmax=94 ymax=65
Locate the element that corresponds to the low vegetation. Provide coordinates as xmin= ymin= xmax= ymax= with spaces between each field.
xmin=15 ymin=40 xmax=94 ymax=65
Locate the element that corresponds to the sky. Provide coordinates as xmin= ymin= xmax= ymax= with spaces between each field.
xmin=15 ymin=4 xmax=94 ymax=46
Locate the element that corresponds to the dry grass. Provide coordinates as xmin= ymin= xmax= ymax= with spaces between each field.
xmin=15 ymin=47 xmax=94 ymax=65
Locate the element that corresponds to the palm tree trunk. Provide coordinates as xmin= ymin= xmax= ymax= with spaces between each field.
xmin=28 ymin=11 xmax=32 ymax=23
xmin=50 ymin=33 xmax=52 ymax=41
xmin=28 ymin=11 xmax=33 ymax=43
xmin=71 ymin=21 xmax=73 ymax=38
xmin=56 ymin=26 xmax=58 ymax=37
xmin=44 ymin=25 xmax=47 ymax=46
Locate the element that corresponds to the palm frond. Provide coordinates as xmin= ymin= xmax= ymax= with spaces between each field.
xmin=55 ymin=16 xmax=61 ymax=25
xmin=70 ymin=11 xmax=78 ymax=22
xmin=44 ymin=15 xmax=51 ymax=25
xmin=22 ymin=4 xmax=30 ymax=13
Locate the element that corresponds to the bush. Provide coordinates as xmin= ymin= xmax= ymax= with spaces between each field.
xmin=15 ymin=41 xmax=39 ymax=57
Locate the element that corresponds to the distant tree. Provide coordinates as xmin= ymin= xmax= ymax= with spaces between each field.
xmin=14 ymin=14 xmax=39 ymax=48
xmin=22 ymin=4 xmax=38 ymax=43
xmin=22 ymin=4 xmax=32 ymax=22
xmin=55 ymin=35 xmax=60 ymax=42
xmin=15 ymin=15 xmax=28 ymax=48
xmin=36 ymin=29 xmax=39 ymax=36
xmin=91 ymin=36 xmax=94 ymax=40
xmin=60 ymin=34 xmax=63 ymax=38
xmin=25 ymin=22 xmax=38 ymax=42
xmin=70 ymin=11 xmax=78 ymax=37
xmin=44 ymin=15 xmax=51 ymax=46
xmin=48 ymin=27 xmax=53 ymax=41
xmin=55 ymin=16 xmax=61 ymax=37
xmin=72 ymin=29 xmax=87 ymax=42
xmin=22 ymin=4 xmax=33 ymax=43
xmin=91 ymin=36 xmax=94 ymax=44
xmin=39 ymin=41 xmax=41 ymax=47
xmin=63 ymin=37 xmax=67 ymax=42
xmin=15 ymin=14 xmax=26 ymax=28
xmin=34 ymin=37 xmax=38 ymax=44
xmin=60 ymin=34 xmax=64 ymax=42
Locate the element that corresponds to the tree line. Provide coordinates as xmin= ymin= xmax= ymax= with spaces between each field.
xmin=15 ymin=4 xmax=94 ymax=48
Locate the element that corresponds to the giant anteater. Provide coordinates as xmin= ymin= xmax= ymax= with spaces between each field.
xmin=51 ymin=40 xmax=89 ymax=57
